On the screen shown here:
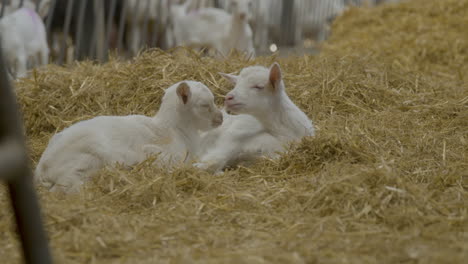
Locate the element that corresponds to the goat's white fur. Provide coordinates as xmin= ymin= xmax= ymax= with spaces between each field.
xmin=0 ymin=0 xmax=51 ymax=19
xmin=35 ymin=81 xmax=223 ymax=193
xmin=170 ymin=0 xmax=255 ymax=57
xmin=195 ymin=63 xmax=314 ymax=173
xmin=0 ymin=7 xmax=49 ymax=78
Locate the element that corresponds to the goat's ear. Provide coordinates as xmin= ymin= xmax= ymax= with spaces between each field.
xmin=268 ymin=62 xmax=282 ymax=91
xmin=219 ymin=72 xmax=238 ymax=85
xmin=176 ymin=82 xmax=191 ymax=105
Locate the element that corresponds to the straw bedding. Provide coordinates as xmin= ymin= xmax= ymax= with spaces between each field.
xmin=1 ymin=0 xmax=467 ymax=263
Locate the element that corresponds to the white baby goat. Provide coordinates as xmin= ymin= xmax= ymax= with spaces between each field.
xmin=0 ymin=7 xmax=49 ymax=78
xmin=195 ymin=62 xmax=314 ymax=173
xmin=35 ymin=81 xmax=223 ymax=193
xmin=216 ymin=0 xmax=255 ymax=57
xmin=171 ymin=0 xmax=255 ymax=57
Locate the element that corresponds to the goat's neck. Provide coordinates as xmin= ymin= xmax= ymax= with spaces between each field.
xmin=152 ymin=107 xmax=200 ymax=158
xmin=258 ymin=92 xmax=313 ymax=141
xmin=228 ymin=16 xmax=248 ymax=39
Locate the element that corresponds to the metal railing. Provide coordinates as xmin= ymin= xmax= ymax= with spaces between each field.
xmin=0 ymin=0 xmax=397 ymax=64
xmin=0 ymin=42 xmax=53 ymax=263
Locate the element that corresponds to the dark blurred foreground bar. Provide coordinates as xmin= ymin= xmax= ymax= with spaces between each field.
xmin=0 ymin=43 xmax=53 ymax=263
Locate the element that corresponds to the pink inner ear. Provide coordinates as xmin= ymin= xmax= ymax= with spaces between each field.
xmin=269 ymin=64 xmax=282 ymax=88
xmin=181 ymin=94 xmax=188 ymax=104
xmin=177 ymin=83 xmax=191 ymax=104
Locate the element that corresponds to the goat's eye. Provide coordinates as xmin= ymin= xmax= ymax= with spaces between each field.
xmin=201 ymin=104 xmax=210 ymax=109
xmin=252 ymin=85 xmax=264 ymax=89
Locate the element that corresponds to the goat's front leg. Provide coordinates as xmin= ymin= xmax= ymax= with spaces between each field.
xmin=143 ymin=144 xmax=180 ymax=166
xmin=15 ymin=53 xmax=28 ymax=78
xmin=194 ymin=142 xmax=238 ymax=174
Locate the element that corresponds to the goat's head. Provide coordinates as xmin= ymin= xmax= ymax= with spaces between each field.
xmin=230 ymin=0 xmax=253 ymax=21
xmin=221 ymin=62 xmax=285 ymax=118
xmin=163 ymin=81 xmax=223 ymax=131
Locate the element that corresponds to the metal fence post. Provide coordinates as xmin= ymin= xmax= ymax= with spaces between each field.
xmin=58 ymin=0 xmax=75 ymax=65
xmin=0 ymin=0 xmax=7 ymax=18
xmin=280 ymin=0 xmax=296 ymax=46
xmin=93 ymin=0 xmax=107 ymax=62
xmin=0 ymin=43 xmax=53 ymax=263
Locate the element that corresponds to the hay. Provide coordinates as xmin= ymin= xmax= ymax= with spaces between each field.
xmin=1 ymin=0 xmax=467 ymax=263
xmin=325 ymin=0 xmax=468 ymax=82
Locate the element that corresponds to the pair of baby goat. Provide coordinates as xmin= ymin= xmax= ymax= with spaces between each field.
xmin=35 ymin=63 xmax=315 ymax=193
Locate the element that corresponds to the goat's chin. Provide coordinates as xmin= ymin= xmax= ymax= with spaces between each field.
xmin=225 ymin=103 xmax=245 ymax=114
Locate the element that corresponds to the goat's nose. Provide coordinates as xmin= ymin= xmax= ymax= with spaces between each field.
xmin=225 ymin=94 xmax=235 ymax=101
xmin=239 ymin=13 xmax=246 ymax=20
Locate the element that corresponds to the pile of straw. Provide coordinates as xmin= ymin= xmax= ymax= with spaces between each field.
xmin=1 ymin=0 xmax=467 ymax=263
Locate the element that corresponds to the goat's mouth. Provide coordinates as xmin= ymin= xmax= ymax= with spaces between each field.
xmin=225 ymin=102 xmax=244 ymax=112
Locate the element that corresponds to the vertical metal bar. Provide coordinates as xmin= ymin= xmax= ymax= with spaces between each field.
xmin=7 ymin=175 xmax=54 ymax=264
xmin=58 ymin=0 xmax=75 ymax=65
xmin=93 ymin=0 xmax=106 ymax=62
xmin=75 ymin=0 xmax=87 ymax=60
xmin=319 ymin=0 xmax=322 ymax=27
xmin=140 ymin=0 xmax=151 ymax=50
xmin=117 ymin=0 xmax=128 ymax=53
xmin=36 ymin=0 xmax=42 ymax=13
xmin=129 ymin=0 xmax=142 ymax=54
xmin=323 ymin=0 xmax=327 ymax=29
xmin=104 ymin=0 xmax=117 ymax=58
xmin=45 ymin=0 xmax=57 ymax=43
xmin=76 ymin=0 xmax=95 ymax=60
xmin=0 ymin=0 xmax=6 ymax=18
xmin=19 ymin=0 xmax=24 ymax=8
xmin=0 ymin=43 xmax=53 ymax=264
xmin=90 ymin=23 xmax=97 ymax=59
xmin=150 ymin=0 xmax=162 ymax=48
xmin=294 ymin=0 xmax=301 ymax=45
xmin=280 ymin=0 xmax=295 ymax=46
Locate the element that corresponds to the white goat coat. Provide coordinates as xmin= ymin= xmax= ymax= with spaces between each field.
xmin=0 ymin=7 xmax=49 ymax=78
xmin=198 ymin=111 xmax=283 ymax=172
xmin=35 ymin=81 xmax=219 ymax=193
xmin=171 ymin=2 xmax=255 ymax=57
xmin=196 ymin=64 xmax=314 ymax=173
xmin=36 ymin=116 xmax=191 ymax=193
xmin=0 ymin=0 xmax=51 ymax=18
xmin=172 ymin=7 xmax=230 ymax=48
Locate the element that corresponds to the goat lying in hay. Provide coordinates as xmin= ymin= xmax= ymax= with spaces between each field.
xmin=196 ymin=62 xmax=315 ymax=173
xmin=35 ymin=81 xmax=223 ymax=193
xmin=1 ymin=0 xmax=467 ymax=261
